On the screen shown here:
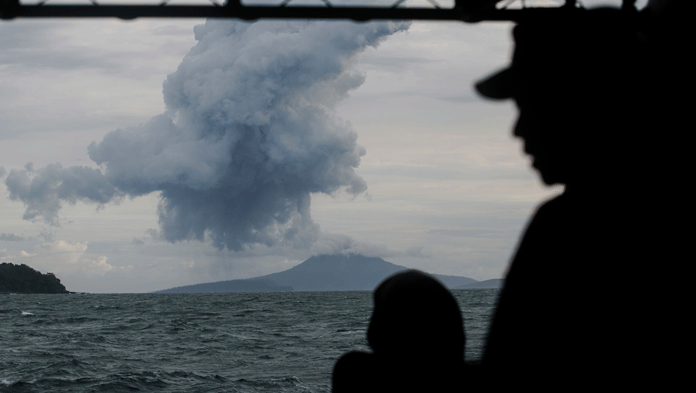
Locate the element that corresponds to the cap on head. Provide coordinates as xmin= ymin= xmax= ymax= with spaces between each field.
xmin=475 ymin=67 xmax=514 ymax=100
xmin=475 ymin=7 xmax=643 ymax=101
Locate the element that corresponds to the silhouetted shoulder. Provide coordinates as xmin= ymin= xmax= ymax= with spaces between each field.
xmin=332 ymin=351 xmax=379 ymax=393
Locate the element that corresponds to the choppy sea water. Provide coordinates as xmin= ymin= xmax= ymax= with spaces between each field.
xmin=1 ymin=289 xmax=498 ymax=392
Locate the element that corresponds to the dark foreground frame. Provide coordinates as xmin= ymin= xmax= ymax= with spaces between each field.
xmin=1 ymin=0 xmax=632 ymax=22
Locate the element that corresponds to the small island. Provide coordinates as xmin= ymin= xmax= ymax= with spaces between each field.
xmin=0 ymin=262 xmax=69 ymax=294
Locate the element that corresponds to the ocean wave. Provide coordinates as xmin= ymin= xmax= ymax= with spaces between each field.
xmin=0 ymin=291 xmax=496 ymax=392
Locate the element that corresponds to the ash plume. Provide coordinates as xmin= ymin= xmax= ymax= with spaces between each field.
xmin=4 ymin=20 xmax=409 ymax=251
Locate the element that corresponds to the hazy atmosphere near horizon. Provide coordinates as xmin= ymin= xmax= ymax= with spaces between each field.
xmin=0 ymin=0 xmax=639 ymax=293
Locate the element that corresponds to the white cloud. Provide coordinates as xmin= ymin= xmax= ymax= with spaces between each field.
xmin=15 ymin=240 xmax=116 ymax=276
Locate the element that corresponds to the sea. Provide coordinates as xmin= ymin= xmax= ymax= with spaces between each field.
xmin=1 ymin=289 xmax=499 ymax=393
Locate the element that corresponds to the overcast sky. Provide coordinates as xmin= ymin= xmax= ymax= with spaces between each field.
xmin=0 ymin=0 xmax=645 ymax=293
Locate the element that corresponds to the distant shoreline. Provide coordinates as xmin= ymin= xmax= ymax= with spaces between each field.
xmin=2 ymin=287 xmax=501 ymax=295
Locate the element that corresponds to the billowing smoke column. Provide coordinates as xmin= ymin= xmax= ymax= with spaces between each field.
xmin=4 ymin=20 xmax=409 ymax=251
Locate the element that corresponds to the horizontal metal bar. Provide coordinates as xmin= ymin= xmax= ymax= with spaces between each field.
xmin=1 ymin=5 xmax=557 ymax=22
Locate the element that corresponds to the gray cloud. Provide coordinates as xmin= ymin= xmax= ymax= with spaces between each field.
xmin=0 ymin=233 xmax=25 ymax=242
xmin=5 ymin=163 xmax=121 ymax=226
xmin=0 ymin=21 xmax=64 ymax=52
xmin=0 ymin=21 xmax=127 ymax=73
xmin=131 ymin=228 xmax=164 ymax=246
xmin=0 ymin=20 xmax=192 ymax=80
xmin=308 ymin=232 xmax=427 ymax=260
xmin=5 ymin=20 xmax=409 ymax=252
xmin=426 ymin=228 xmax=504 ymax=238
xmin=150 ymin=25 xmax=195 ymax=36
xmin=38 ymin=228 xmax=55 ymax=242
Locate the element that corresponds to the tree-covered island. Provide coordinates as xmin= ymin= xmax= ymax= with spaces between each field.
xmin=0 ymin=262 xmax=69 ymax=294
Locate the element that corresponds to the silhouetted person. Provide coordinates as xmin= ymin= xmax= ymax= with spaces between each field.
xmin=332 ymin=270 xmax=466 ymax=392
xmin=475 ymin=3 xmax=690 ymax=390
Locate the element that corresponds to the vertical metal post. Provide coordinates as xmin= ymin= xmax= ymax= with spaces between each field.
xmin=1 ymin=0 xmax=20 ymax=20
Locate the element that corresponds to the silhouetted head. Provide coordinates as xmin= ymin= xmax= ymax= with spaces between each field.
xmin=476 ymin=8 xmax=648 ymax=188
xmin=367 ymin=270 xmax=464 ymax=364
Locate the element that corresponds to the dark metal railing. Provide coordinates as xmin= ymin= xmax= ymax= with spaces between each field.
xmin=0 ymin=0 xmax=592 ymax=22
